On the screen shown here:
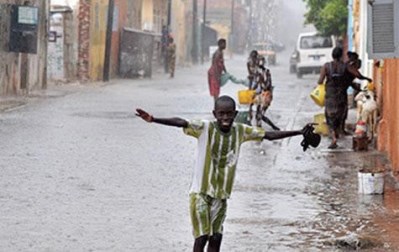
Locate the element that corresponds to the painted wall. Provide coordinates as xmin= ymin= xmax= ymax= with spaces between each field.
xmin=141 ymin=0 xmax=153 ymax=31
xmin=152 ymin=0 xmax=167 ymax=34
xmin=89 ymin=0 xmax=107 ymax=81
xmin=48 ymin=13 xmax=65 ymax=80
xmin=125 ymin=0 xmax=142 ymax=29
xmin=171 ymin=0 xmax=189 ymax=65
xmin=77 ymin=0 xmax=90 ymax=81
xmin=355 ymin=0 xmax=399 ymax=175
xmin=47 ymin=9 xmax=75 ymax=82
xmin=377 ymin=59 xmax=399 ymax=175
xmin=76 ymin=0 xmax=178 ymax=80
xmin=63 ymin=9 xmax=76 ymax=81
xmin=110 ymin=0 xmax=127 ymax=78
xmin=0 ymin=0 xmax=48 ymax=95
xmin=77 ymin=0 xmax=108 ymax=81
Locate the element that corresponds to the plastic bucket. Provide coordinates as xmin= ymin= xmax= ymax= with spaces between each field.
xmin=238 ymin=90 xmax=256 ymax=104
xmin=313 ymin=113 xmax=329 ymax=136
xmin=310 ymin=84 xmax=325 ymax=107
xmin=358 ymin=172 xmax=384 ymax=194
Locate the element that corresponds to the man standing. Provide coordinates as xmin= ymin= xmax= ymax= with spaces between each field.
xmin=167 ymin=37 xmax=176 ymax=78
xmin=208 ymin=39 xmax=227 ymax=102
xmin=161 ymin=26 xmax=169 ymax=73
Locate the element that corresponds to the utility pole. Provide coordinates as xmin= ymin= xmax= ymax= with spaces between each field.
xmin=201 ymin=0 xmax=207 ymax=64
xmin=167 ymin=0 xmax=172 ymax=30
xmin=230 ymin=0 xmax=235 ymax=52
xmin=248 ymin=0 xmax=253 ymax=50
xmin=41 ymin=0 xmax=50 ymax=89
xmin=192 ymin=0 xmax=198 ymax=64
xmin=103 ymin=0 xmax=114 ymax=82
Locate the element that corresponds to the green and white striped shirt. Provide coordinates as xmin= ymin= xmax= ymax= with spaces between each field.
xmin=184 ymin=120 xmax=265 ymax=199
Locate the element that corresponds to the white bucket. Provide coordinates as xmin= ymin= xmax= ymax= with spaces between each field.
xmin=358 ymin=172 xmax=384 ymax=194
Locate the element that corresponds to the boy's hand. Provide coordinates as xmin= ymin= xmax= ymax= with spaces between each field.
xmin=300 ymin=123 xmax=321 ymax=151
xmin=301 ymin=123 xmax=317 ymax=135
xmin=135 ymin=108 xmax=153 ymax=123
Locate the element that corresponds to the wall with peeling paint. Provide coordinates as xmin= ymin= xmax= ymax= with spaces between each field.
xmin=0 ymin=0 xmax=48 ymax=95
xmin=88 ymin=0 xmax=107 ymax=81
xmin=377 ymin=59 xmax=399 ymax=176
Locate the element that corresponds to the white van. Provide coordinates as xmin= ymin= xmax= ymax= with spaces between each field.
xmin=295 ymin=32 xmax=336 ymax=78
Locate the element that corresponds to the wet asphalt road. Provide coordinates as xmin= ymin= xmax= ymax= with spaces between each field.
xmin=1 ymin=50 xmax=399 ymax=251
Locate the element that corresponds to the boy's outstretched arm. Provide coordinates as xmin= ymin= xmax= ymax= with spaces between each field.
xmin=263 ymin=124 xmax=314 ymax=141
xmin=263 ymin=130 xmax=301 ymax=141
xmin=135 ymin=108 xmax=188 ymax=128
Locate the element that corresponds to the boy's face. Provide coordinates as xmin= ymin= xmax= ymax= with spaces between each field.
xmin=213 ymin=101 xmax=237 ymax=132
xmin=219 ymin=41 xmax=226 ymax=50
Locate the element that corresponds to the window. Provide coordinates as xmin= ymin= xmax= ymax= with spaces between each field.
xmin=367 ymin=0 xmax=399 ymax=59
xmin=300 ymin=36 xmax=332 ymax=49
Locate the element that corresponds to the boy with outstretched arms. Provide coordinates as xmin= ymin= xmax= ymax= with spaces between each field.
xmin=136 ymin=95 xmax=315 ymax=252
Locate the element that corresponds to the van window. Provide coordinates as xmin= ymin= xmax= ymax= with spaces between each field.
xmin=300 ymin=35 xmax=333 ymax=49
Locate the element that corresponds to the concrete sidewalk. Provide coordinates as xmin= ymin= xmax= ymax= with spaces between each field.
xmin=0 ymin=81 xmax=107 ymax=112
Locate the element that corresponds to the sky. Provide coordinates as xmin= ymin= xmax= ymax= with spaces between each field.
xmin=277 ymin=0 xmax=316 ymax=49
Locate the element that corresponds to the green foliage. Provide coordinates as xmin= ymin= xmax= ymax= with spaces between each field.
xmin=303 ymin=0 xmax=348 ymax=37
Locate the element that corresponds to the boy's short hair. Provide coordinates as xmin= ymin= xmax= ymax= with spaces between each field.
xmin=215 ymin=96 xmax=236 ymax=109
xmin=218 ymin=39 xmax=226 ymax=46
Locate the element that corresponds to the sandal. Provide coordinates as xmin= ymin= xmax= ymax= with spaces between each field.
xmin=328 ymin=143 xmax=338 ymax=149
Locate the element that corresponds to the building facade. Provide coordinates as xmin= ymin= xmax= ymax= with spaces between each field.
xmin=77 ymin=0 xmax=171 ymax=81
xmin=0 ymin=0 xmax=48 ymax=95
xmin=353 ymin=0 xmax=399 ymax=175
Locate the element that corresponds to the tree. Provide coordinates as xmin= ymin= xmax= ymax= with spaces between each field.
xmin=303 ymin=0 xmax=348 ymax=37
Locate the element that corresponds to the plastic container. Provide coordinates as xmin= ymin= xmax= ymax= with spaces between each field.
xmin=310 ymin=84 xmax=325 ymax=107
xmin=238 ymin=90 xmax=256 ymax=104
xmin=313 ymin=113 xmax=329 ymax=136
xmin=354 ymin=120 xmax=367 ymax=137
xmin=358 ymin=172 xmax=384 ymax=194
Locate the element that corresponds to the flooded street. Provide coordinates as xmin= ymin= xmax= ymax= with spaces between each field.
xmin=0 ymin=50 xmax=398 ymax=251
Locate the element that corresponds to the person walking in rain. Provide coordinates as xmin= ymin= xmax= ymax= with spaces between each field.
xmin=161 ymin=26 xmax=169 ymax=73
xmin=167 ymin=36 xmax=176 ymax=78
xmin=316 ymin=47 xmax=372 ymax=149
xmin=246 ymin=50 xmax=259 ymax=122
xmin=135 ymin=95 xmax=318 ymax=252
xmin=340 ymin=51 xmax=372 ymax=135
xmin=208 ymin=39 xmax=227 ymax=102
xmin=246 ymin=50 xmax=259 ymax=90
